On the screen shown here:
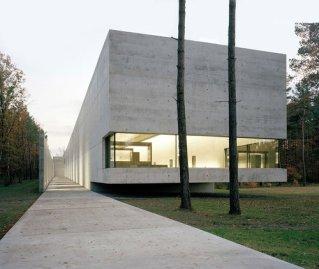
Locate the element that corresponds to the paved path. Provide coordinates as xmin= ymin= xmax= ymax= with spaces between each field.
xmin=0 ymin=177 xmax=301 ymax=269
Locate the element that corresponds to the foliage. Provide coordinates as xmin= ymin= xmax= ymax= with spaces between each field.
xmin=120 ymin=186 xmax=319 ymax=269
xmin=286 ymin=165 xmax=302 ymax=183
xmin=285 ymin=23 xmax=319 ymax=184
xmin=0 ymin=52 xmax=42 ymax=185
xmin=289 ymin=23 xmax=319 ymax=92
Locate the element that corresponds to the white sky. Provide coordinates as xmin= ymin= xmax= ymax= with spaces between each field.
xmin=0 ymin=0 xmax=318 ymax=156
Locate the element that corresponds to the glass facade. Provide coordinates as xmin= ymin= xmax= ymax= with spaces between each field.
xmin=105 ymin=133 xmax=279 ymax=169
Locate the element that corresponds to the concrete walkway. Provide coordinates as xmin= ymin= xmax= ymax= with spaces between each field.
xmin=0 ymin=177 xmax=301 ymax=269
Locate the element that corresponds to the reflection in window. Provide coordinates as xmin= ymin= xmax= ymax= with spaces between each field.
xmin=104 ymin=133 xmax=279 ymax=169
xmin=225 ymin=139 xmax=279 ymax=168
xmin=105 ymin=134 xmax=115 ymax=168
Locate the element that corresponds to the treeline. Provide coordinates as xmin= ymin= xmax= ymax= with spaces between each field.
xmin=0 ymin=52 xmax=42 ymax=186
xmin=283 ymin=23 xmax=319 ymax=184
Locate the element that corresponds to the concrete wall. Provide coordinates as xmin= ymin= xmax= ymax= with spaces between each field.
xmin=109 ymin=30 xmax=286 ymax=138
xmin=64 ymin=30 xmax=287 ymax=188
xmin=99 ymin=168 xmax=286 ymax=184
xmin=53 ymin=157 xmax=65 ymax=177
xmin=64 ymin=33 xmax=110 ymax=189
xmin=39 ymin=133 xmax=54 ymax=192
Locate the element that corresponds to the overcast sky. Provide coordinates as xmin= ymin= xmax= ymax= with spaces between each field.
xmin=0 ymin=0 xmax=318 ymax=155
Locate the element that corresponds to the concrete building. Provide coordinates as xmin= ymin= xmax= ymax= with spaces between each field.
xmin=64 ymin=30 xmax=287 ymax=191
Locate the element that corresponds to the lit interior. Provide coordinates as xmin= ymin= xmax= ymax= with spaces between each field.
xmin=105 ymin=133 xmax=279 ymax=169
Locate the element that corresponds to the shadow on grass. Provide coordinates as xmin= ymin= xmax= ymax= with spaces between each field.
xmin=93 ymin=181 xmax=316 ymax=201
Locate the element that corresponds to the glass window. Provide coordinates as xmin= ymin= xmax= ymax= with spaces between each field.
xmin=114 ymin=133 xmax=175 ymax=168
xmin=104 ymin=133 xmax=279 ymax=169
xmin=105 ymin=134 xmax=115 ymax=168
xmin=187 ymin=136 xmax=229 ymax=168
xmin=225 ymin=139 xmax=278 ymax=168
xmin=105 ymin=135 xmax=111 ymax=168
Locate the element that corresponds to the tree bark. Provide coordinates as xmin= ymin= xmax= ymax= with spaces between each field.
xmin=177 ymin=0 xmax=191 ymax=210
xmin=301 ymin=110 xmax=307 ymax=186
xmin=228 ymin=0 xmax=241 ymax=215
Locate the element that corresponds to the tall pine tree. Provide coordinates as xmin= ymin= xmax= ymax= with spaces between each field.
xmin=228 ymin=0 xmax=241 ymax=215
xmin=176 ymin=0 xmax=191 ymax=210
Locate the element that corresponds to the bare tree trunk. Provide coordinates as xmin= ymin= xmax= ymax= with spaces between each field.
xmin=228 ymin=0 xmax=241 ymax=215
xmin=177 ymin=0 xmax=191 ymax=210
xmin=29 ymin=157 xmax=32 ymax=180
xmin=301 ymin=110 xmax=307 ymax=186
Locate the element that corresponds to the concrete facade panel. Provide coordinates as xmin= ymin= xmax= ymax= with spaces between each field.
xmin=96 ymin=168 xmax=286 ymax=184
xmin=109 ymin=30 xmax=286 ymax=138
xmin=64 ymin=35 xmax=110 ymax=188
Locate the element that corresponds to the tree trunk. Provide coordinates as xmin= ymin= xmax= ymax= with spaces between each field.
xmin=228 ymin=0 xmax=241 ymax=215
xmin=177 ymin=0 xmax=191 ymax=210
xmin=301 ymin=110 xmax=307 ymax=186
xmin=29 ymin=147 xmax=32 ymax=180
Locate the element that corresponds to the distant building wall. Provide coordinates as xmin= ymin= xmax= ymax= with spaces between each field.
xmin=39 ymin=132 xmax=54 ymax=192
xmin=53 ymin=157 xmax=65 ymax=177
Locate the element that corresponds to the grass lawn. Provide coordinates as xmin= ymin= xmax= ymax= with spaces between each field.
xmin=0 ymin=180 xmax=40 ymax=239
xmin=119 ymin=185 xmax=319 ymax=269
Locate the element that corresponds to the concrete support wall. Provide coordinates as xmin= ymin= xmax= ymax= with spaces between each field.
xmin=97 ymin=168 xmax=286 ymax=184
xmin=39 ymin=133 xmax=54 ymax=192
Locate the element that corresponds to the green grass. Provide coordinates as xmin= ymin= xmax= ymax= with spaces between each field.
xmin=0 ymin=180 xmax=40 ymax=239
xmin=119 ymin=185 xmax=319 ymax=269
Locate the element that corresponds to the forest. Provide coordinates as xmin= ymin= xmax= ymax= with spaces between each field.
xmin=284 ymin=23 xmax=319 ymax=184
xmin=0 ymin=52 xmax=42 ymax=186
